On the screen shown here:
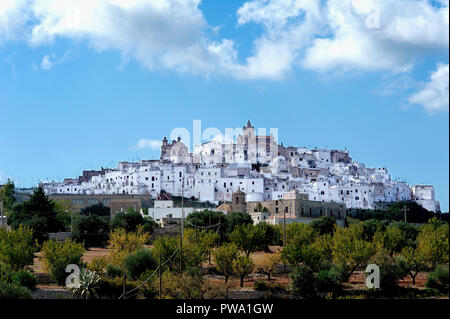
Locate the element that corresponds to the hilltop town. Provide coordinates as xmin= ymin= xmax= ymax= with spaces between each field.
xmin=40 ymin=121 xmax=440 ymax=217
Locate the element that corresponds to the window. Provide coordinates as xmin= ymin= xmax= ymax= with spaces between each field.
xmin=285 ymin=207 xmax=288 ymax=213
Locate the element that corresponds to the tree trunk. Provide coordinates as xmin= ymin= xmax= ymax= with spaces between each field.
xmin=240 ymin=276 xmax=244 ymax=287
xmin=411 ymin=274 xmax=416 ymax=286
xmin=268 ymin=273 xmax=271 ymax=281
xmin=225 ymin=275 xmax=228 ymax=283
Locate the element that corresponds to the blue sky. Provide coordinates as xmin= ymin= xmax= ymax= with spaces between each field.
xmin=0 ymin=0 xmax=448 ymax=211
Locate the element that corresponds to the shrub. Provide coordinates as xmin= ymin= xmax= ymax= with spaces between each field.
xmin=290 ymin=265 xmax=316 ymax=299
xmin=108 ymin=227 xmax=150 ymax=269
xmin=0 ymin=262 xmax=13 ymax=283
xmin=0 ymin=281 xmax=32 ymax=299
xmin=253 ymin=279 xmax=269 ymax=291
xmin=425 ymin=265 xmax=449 ymax=293
xmin=41 ymin=239 xmax=85 ymax=286
xmin=315 ymin=267 xmax=343 ymax=298
xmin=12 ymin=270 xmax=37 ymax=290
xmin=106 ymin=263 xmax=123 ymax=279
xmin=72 ymin=268 xmax=101 ymax=299
xmin=0 ymin=226 xmax=37 ymax=270
xmin=124 ymin=248 xmax=157 ymax=280
xmin=88 ymin=256 xmax=108 ymax=274
xmin=97 ymin=277 xmax=138 ymax=299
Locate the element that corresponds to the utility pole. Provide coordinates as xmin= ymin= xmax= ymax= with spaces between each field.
xmin=218 ymin=214 xmax=221 ymax=246
xmin=159 ymin=255 xmax=162 ymax=299
xmin=403 ymin=205 xmax=409 ymax=223
xmin=283 ymin=204 xmax=287 ymax=273
xmin=68 ymin=210 xmax=73 ymax=234
xmin=180 ymin=176 xmax=184 ymax=273
xmin=0 ymin=200 xmax=4 ymax=228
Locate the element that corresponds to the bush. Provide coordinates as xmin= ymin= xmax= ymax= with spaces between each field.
xmin=124 ymin=248 xmax=157 ymax=280
xmin=12 ymin=270 xmax=37 ymax=290
xmin=290 ymin=266 xmax=316 ymax=299
xmin=97 ymin=277 xmax=138 ymax=299
xmin=88 ymin=257 xmax=108 ymax=274
xmin=0 ymin=281 xmax=32 ymax=299
xmin=315 ymin=267 xmax=343 ymax=298
xmin=41 ymin=239 xmax=85 ymax=286
xmin=106 ymin=263 xmax=123 ymax=279
xmin=253 ymin=279 xmax=269 ymax=291
xmin=425 ymin=265 xmax=449 ymax=293
xmin=0 ymin=226 xmax=37 ymax=270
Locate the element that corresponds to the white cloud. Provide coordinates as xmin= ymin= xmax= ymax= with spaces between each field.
xmin=40 ymin=51 xmax=71 ymax=70
xmin=408 ymin=63 xmax=449 ymax=113
xmin=0 ymin=0 xmax=31 ymax=44
xmin=26 ymin=0 xmax=239 ymax=76
xmin=0 ymin=0 xmax=448 ymax=81
xmin=236 ymin=0 xmax=448 ymax=74
xmin=40 ymin=55 xmax=52 ymax=70
xmin=133 ymin=139 xmax=162 ymax=150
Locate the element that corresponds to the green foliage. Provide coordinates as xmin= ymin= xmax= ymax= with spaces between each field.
xmin=41 ymin=239 xmax=85 ymax=285
xmin=351 ymin=201 xmax=444 ymax=224
xmin=389 ymin=221 xmax=419 ymax=247
xmin=213 ymin=243 xmax=238 ymax=283
xmin=0 ymin=225 xmax=37 ymax=270
xmin=107 ymin=227 xmax=150 ymax=269
xmin=72 ymin=268 xmax=101 ymax=299
xmin=97 ymin=277 xmax=138 ymax=298
xmin=0 ymin=180 xmax=15 ymax=211
xmin=7 ymin=187 xmax=64 ymax=242
xmin=310 ymin=216 xmax=337 ymax=235
xmin=111 ymin=209 xmax=157 ymax=234
xmin=282 ymin=224 xmax=329 ymax=271
xmin=152 ymin=235 xmax=179 ymax=271
xmin=284 ymin=222 xmax=316 ymax=246
xmin=223 ymin=212 xmax=253 ymax=238
xmin=230 ymin=223 xmax=266 ymax=257
xmin=106 ymin=263 xmax=123 ymax=279
xmin=399 ymin=246 xmax=426 ymax=285
xmin=332 ymin=224 xmax=376 ymax=279
xmin=54 ymin=200 xmax=78 ymax=231
xmin=124 ymin=248 xmax=157 ymax=280
xmin=73 ymin=214 xmax=110 ymax=248
xmin=290 ymin=265 xmax=316 ymax=299
xmin=373 ymin=224 xmax=406 ymax=257
xmin=11 ymin=270 xmax=37 ymax=290
xmin=80 ymin=203 xmax=110 ymax=217
xmin=232 ymin=256 xmax=254 ymax=287
xmin=362 ymin=219 xmax=386 ymax=240
xmin=0 ymin=281 xmax=32 ymax=299
xmin=87 ymin=257 xmax=107 ymax=274
xmin=369 ymin=250 xmax=408 ymax=293
xmin=417 ymin=218 xmax=449 ymax=269
xmin=316 ymin=267 xmax=344 ymax=298
xmin=425 ymin=264 xmax=449 ymax=293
